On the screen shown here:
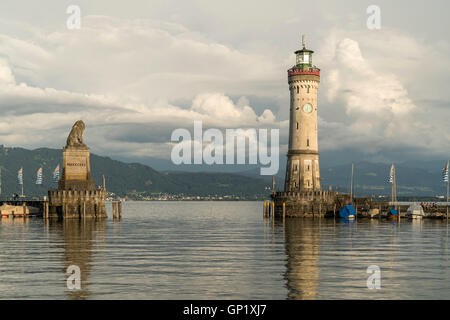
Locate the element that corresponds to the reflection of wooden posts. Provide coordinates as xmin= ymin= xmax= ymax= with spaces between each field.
xmin=355 ymin=205 xmax=358 ymax=221
xmin=112 ymin=201 xmax=117 ymax=219
xmin=83 ymin=201 xmax=86 ymax=219
xmin=283 ymin=202 xmax=286 ymax=222
xmin=271 ymin=202 xmax=274 ymax=219
xmin=264 ymin=201 xmax=267 ymax=217
xmin=264 ymin=201 xmax=268 ymax=218
xmin=333 ymin=204 xmax=336 ymax=220
xmin=118 ymin=201 xmax=122 ymax=219
xmin=379 ymin=204 xmax=382 ymax=220
xmin=44 ymin=201 xmax=49 ymax=219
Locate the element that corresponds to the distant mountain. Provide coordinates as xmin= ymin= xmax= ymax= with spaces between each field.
xmin=239 ymin=161 xmax=447 ymax=198
xmin=320 ymin=161 xmax=446 ymax=197
xmin=0 ymin=146 xmax=270 ymax=198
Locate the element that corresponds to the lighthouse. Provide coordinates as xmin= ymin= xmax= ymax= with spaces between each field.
xmin=272 ymin=35 xmax=337 ymax=218
xmin=285 ymin=35 xmax=321 ymax=192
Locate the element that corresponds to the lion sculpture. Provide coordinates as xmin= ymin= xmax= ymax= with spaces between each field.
xmin=66 ymin=120 xmax=86 ymax=148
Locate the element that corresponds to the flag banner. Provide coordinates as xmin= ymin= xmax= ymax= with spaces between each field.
xmin=36 ymin=167 xmax=43 ymax=185
xmin=443 ymin=161 xmax=449 ymax=183
xmin=388 ymin=164 xmax=394 ymax=183
xmin=17 ymin=167 xmax=23 ymax=185
xmin=53 ymin=164 xmax=60 ymax=183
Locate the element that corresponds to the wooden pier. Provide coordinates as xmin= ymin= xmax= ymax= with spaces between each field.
xmin=0 ymin=198 xmax=48 ymax=218
xmin=269 ymin=193 xmax=450 ymax=220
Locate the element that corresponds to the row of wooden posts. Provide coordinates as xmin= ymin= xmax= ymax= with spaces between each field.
xmin=263 ymin=201 xmax=286 ymax=221
xmin=112 ymin=201 xmax=122 ymax=219
xmin=42 ymin=201 xmax=123 ymax=219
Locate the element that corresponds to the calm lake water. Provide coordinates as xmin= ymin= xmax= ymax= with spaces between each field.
xmin=0 ymin=201 xmax=449 ymax=299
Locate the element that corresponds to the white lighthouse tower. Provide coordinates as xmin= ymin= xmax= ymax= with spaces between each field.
xmin=285 ymin=35 xmax=321 ymax=192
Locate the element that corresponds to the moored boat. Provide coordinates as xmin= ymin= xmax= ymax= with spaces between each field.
xmin=406 ymin=203 xmax=425 ymax=219
xmin=339 ymin=204 xmax=356 ymax=220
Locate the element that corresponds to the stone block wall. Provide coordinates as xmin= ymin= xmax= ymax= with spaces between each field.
xmin=271 ymin=190 xmax=338 ymax=217
xmin=48 ymin=189 xmax=107 ymax=219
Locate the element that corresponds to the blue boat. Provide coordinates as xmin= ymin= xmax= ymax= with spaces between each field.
xmin=387 ymin=206 xmax=398 ymax=219
xmin=339 ymin=204 xmax=356 ymax=220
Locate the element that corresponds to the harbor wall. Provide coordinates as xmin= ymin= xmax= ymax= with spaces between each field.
xmin=48 ymin=189 xmax=107 ymax=219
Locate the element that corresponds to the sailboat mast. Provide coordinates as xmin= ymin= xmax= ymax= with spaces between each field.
xmin=350 ymin=163 xmax=354 ymax=204
xmin=447 ymin=160 xmax=449 ymax=220
xmin=392 ymin=164 xmax=397 ymax=209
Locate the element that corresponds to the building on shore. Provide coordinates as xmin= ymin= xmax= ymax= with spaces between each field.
xmin=48 ymin=120 xmax=107 ymax=219
xmin=272 ymin=36 xmax=339 ymax=217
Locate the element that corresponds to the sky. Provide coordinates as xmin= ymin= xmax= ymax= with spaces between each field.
xmin=0 ymin=0 xmax=448 ymax=173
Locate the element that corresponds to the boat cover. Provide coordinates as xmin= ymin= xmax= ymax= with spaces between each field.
xmin=388 ymin=206 xmax=398 ymax=216
xmin=406 ymin=203 xmax=424 ymax=216
xmin=339 ymin=205 xmax=356 ymax=219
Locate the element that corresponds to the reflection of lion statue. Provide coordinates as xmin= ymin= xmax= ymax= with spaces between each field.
xmin=66 ymin=120 xmax=86 ymax=147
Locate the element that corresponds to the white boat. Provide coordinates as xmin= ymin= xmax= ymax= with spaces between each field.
xmin=406 ymin=203 xmax=425 ymax=219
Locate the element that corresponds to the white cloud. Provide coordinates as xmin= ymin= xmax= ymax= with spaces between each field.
xmin=0 ymin=23 xmax=280 ymax=158
xmin=316 ymin=30 xmax=450 ymax=159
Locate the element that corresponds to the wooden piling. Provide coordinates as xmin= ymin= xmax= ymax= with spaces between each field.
xmin=283 ymin=202 xmax=286 ymax=221
xmin=112 ymin=201 xmax=117 ymax=219
xmin=118 ymin=201 xmax=122 ymax=218
xmin=83 ymin=201 xmax=86 ymax=219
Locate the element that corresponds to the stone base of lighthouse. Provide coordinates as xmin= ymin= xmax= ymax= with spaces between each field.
xmin=271 ymin=190 xmax=340 ymax=218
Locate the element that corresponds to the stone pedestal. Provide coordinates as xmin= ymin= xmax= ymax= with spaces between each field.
xmin=58 ymin=147 xmax=95 ymax=191
xmin=48 ymin=120 xmax=106 ymax=219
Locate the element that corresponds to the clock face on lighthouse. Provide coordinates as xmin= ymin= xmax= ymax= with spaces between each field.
xmin=302 ymin=103 xmax=313 ymax=113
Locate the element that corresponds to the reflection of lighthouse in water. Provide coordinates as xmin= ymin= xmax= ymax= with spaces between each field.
xmin=283 ymin=219 xmax=320 ymax=299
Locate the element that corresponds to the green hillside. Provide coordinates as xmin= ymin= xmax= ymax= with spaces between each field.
xmin=0 ymin=145 xmax=270 ymax=198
